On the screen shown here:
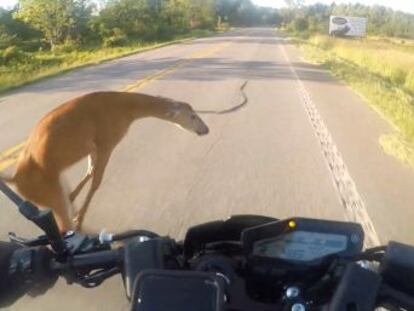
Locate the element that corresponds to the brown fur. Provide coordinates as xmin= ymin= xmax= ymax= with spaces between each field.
xmin=1 ymin=91 xmax=209 ymax=232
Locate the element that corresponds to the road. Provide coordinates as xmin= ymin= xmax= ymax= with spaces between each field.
xmin=1 ymin=28 xmax=414 ymax=310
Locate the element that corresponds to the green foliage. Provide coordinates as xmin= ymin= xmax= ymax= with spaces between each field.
xmin=0 ymin=32 xmax=17 ymax=50
xmin=0 ymin=7 xmax=40 ymax=40
xmin=102 ymin=28 xmax=128 ymax=47
xmin=0 ymin=7 xmax=41 ymax=49
xmin=95 ymin=0 xmax=158 ymax=39
xmin=15 ymin=0 xmax=94 ymax=48
xmin=2 ymin=0 xmax=279 ymax=54
xmin=380 ymin=134 xmax=414 ymax=169
xmin=215 ymin=0 xmax=278 ymax=27
xmin=0 ymin=46 xmax=28 ymax=64
xmin=293 ymin=17 xmax=308 ymax=31
xmin=52 ymin=39 xmax=81 ymax=53
xmin=190 ymin=0 xmax=216 ymax=29
xmin=406 ymin=71 xmax=414 ymax=94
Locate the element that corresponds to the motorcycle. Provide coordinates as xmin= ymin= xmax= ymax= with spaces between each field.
xmin=1 ymin=181 xmax=414 ymax=311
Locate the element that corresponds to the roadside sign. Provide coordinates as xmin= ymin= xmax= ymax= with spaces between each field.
xmin=329 ymin=16 xmax=367 ymax=37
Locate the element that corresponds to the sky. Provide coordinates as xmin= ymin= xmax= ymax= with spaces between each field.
xmin=0 ymin=0 xmax=413 ymax=14
xmin=252 ymin=0 xmax=414 ymax=13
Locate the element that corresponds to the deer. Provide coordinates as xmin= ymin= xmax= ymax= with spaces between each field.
xmin=0 ymin=91 xmax=209 ymax=233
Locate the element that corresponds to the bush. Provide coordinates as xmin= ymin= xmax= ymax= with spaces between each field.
xmin=19 ymin=39 xmax=42 ymax=52
xmin=405 ymin=71 xmax=414 ymax=94
xmin=102 ymin=28 xmax=128 ymax=47
xmin=52 ymin=39 xmax=80 ymax=54
xmin=103 ymin=35 xmax=128 ymax=47
xmin=310 ymin=35 xmax=334 ymax=49
xmin=293 ymin=17 xmax=309 ymax=32
xmin=218 ymin=22 xmax=230 ymax=31
xmin=388 ymin=67 xmax=407 ymax=85
xmin=0 ymin=46 xmax=27 ymax=64
xmin=189 ymin=29 xmax=211 ymax=37
xmin=0 ymin=32 xmax=18 ymax=50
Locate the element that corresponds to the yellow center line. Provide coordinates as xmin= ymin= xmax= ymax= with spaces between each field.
xmin=0 ymin=142 xmax=24 ymax=160
xmin=121 ymin=42 xmax=231 ymax=92
xmin=0 ymin=41 xmax=232 ymax=173
xmin=0 ymin=142 xmax=24 ymax=172
xmin=0 ymin=158 xmax=20 ymax=172
xmin=120 ymin=60 xmax=187 ymax=92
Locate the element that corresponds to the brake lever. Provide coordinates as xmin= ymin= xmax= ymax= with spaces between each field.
xmin=8 ymin=232 xmax=49 ymax=247
xmin=18 ymin=201 xmax=67 ymax=256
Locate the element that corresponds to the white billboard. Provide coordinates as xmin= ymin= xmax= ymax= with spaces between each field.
xmin=329 ymin=16 xmax=367 ymax=37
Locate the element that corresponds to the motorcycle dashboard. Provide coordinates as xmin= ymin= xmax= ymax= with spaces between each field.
xmin=252 ymin=230 xmax=348 ymax=262
xmin=242 ymin=218 xmax=364 ymax=265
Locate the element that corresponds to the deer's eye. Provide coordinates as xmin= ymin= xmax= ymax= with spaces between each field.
xmin=191 ymin=115 xmax=196 ymax=120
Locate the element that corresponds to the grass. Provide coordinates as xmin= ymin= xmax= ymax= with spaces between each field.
xmin=288 ymin=32 xmax=414 ymax=168
xmin=307 ymin=35 xmax=414 ymax=95
xmin=380 ymin=134 xmax=414 ymax=168
xmin=0 ymin=29 xmax=217 ymax=94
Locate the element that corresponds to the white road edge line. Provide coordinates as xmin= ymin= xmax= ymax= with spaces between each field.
xmin=279 ymin=41 xmax=381 ymax=248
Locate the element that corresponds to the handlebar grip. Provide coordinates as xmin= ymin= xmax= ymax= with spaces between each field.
xmin=18 ymin=202 xmax=66 ymax=255
xmin=380 ymin=241 xmax=414 ymax=296
xmin=66 ymin=249 xmax=122 ymax=270
xmin=327 ymin=263 xmax=381 ymax=311
xmin=380 ymin=284 xmax=414 ymax=310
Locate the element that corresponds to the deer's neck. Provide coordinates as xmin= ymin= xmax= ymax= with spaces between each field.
xmin=127 ymin=94 xmax=175 ymax=122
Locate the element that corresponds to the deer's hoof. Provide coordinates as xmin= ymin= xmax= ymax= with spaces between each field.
xmin=73 ymin=217 xmax=81 ymax=231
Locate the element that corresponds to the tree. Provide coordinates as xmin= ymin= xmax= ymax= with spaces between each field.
xmin=233 ymin=0 xmax=258 ymax=26
xmin=15 ymin=0 xmax=93 ymax=48
xmin=71 ymin=0 xmax=95 ymax=42
xmin=0 ymin=7 xmax=41 ymax=50
xmin=96 ymin=0 xmax=157 ymax=39
xmin=215 ymin=0 xmax=240 ymax=27
xmin=190 ymin=0 xmax=215 ymax=29
xmin=95 ymin=0 xmax=213 ymax=40
xmin=160 ymin=0 xmax=192 ymax=32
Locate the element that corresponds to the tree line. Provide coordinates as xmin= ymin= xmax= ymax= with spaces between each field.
xmin=0 ymin=0 xmax=277 ymax=53
xmin=1 ymin=0 xmax=413 ymax=59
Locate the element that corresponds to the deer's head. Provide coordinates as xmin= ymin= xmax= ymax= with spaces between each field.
xmin=164 ymin=100 xmax=209 ymax=136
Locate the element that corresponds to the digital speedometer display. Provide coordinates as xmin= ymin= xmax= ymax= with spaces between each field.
xmin=253 ymin=231 xmax=348 ymax=262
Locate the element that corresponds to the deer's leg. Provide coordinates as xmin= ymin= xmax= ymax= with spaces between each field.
xmin=45 ymin=177 xmax=75 ymax=233
xmin=74 ymin=149 xmax=112 ymax=231
xmin=69 ymin=153 xmax=96 ymax=202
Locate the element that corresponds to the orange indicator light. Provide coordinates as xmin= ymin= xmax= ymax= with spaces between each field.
xmin=288 ymin=220 xmax=296 ymax=229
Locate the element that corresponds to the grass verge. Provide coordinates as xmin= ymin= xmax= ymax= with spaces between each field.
xmin=0 ymin=29 xmax=218 ymax=95
xmin=287 ymin=33 xmax=414 ymax=168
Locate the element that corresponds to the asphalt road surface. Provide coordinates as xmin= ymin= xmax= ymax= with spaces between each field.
xmin=1 ymin=28 xmax=414 ymax=310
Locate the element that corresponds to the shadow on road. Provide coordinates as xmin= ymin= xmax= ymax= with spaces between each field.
xmin=170 ymin=58 xmax=332 ymax=83
xmin=24 ymin=57 xmax=332 ymax=94
xmin=13 ymin=29 xmax=332 ymax=95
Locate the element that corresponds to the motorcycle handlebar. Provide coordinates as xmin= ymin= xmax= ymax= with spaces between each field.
xmin=51 ymin=248 xmax=123 ymax=272
xmin=380 ymin=284 xmax=414 ymax=310
xmin=2 ymin=182 xmax=413 ymax=310
xmin=7 ymin=231 xmax=414 ymax=311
